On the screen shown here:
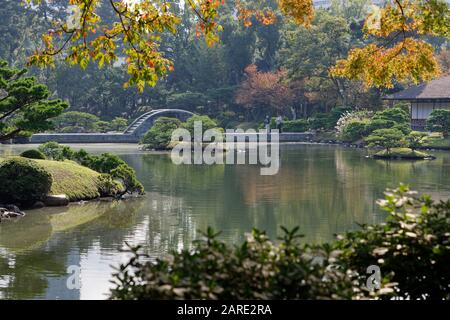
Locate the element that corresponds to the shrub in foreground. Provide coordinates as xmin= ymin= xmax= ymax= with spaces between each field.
xmin=110 ymin=227 xmax=360 ymax=300
xmin=20 ymin=149 xmax=46 ymax=160
xmin=0 ymin=158 xmax=52 ymax=204
xmin=334 ymin=184 xmax=450 ymax=300
xmin=110 ymin=185 xmax=449 ymax=300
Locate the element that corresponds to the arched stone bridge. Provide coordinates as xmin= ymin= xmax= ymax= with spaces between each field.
xmin=30 ymin=109 xmax=195 ymax=144
xmin=123 ymin=109 xmax=194 ymax=137
xmin=29 ymin=108 xmax=315 ymax=144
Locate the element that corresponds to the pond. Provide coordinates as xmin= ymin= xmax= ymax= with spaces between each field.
xmin=1 ymin=143 xmax=450 ymax=299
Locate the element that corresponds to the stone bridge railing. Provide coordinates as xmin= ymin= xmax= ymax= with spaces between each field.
xmin=27 ymin=108 xmax=316 ymax=144
xmin=123 ymin=109 xmax=194 ymax=136
xmin=30 ymin=109 xmax=195 ymax=144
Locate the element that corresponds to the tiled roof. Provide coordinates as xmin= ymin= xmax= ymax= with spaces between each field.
xmin=384 ymin=75 xmax=450 ymax=100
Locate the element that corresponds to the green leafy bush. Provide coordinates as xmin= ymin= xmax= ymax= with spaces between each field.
xmin=110 ymin=117 xmax=128 ymax=132
xmin=365 ymin=119 xmax=396 ymax=132
xmin=336 ymin=110 xmax=373 ymax=141
xmin=391 ymin=123 xmax=412 ymax=135
xmin=328 ymin=107 xmax=352 ymax=127
xmin=20 ymin=149 xmax=46 ymax=160
xmin=266 ymin=117 xmax=289 ymax=129
xmin=342 ymin=121 xmax=369 ymax=141
xmin=364 ymin=108 xmax=411 ymax=136
xmin=93 ymin=121 xmax=110 ymax=133
xmin=111 ymin=164 xmax=144 ymax=196
xmin=0 ymin=157 xmax=52 ymax=204
xmin=339 ymin=108 xmax=411 ymax=142
xmin=283 ymin=119 xmax=309 ymax=132
xmin=334 ymin=184 xmax=450 ymax=300
xmin=372 ymin=107 xmax=409 ymax=125
xmin=406 ymin=131 xmax=428 ymax=151
xmin=183 ymin=115 xmax=219 ymax=136
xmin=365 ymin=128 xmax=406 ymax=153
xmin=97 ymin=174 xmax=124 ymax=197
xmin=84 ymin=153 xmax=127 ymax=173
xmin=76 ymin=150 xmax=144 ymax=197
xmin=74 ymin=151 xmax=141 ymax=195
xmin=110 ymin=185 xmax=450 ymax=300
xmin=308 ymin=113 xmax=330 ymax=130
xmin=427 ymin=109 xmax=450 ymax=138
xmin=309 ymin=107 xmax=351 ymax=131
xmin=141 ymin=117 xmax=182 ymax=150
xmin=0 ymin=59 xmax=68 ymax=142
xmin=110 ymin=227 xmax=358 ymax=300
xmin=38 ymin=141 xmax=75 ymax=161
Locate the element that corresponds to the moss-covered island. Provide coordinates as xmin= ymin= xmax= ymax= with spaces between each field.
xmin=34 ymin=159 xmax=108 ymax=201
xmin=371 ymin=148 xmax=435 ymax=160
xmin=0 ymin=143 xmax=144 ymax=215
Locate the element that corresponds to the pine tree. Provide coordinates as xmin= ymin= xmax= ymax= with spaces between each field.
xmin=0 ymin=59 xmax=68 ymax=141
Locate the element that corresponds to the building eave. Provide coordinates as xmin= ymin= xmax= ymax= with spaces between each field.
xmin=382 ymin=97 xmax=450 ymax=102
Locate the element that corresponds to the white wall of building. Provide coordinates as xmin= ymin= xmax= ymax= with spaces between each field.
xmin=411 ymin=102 xmax=450 ymax=120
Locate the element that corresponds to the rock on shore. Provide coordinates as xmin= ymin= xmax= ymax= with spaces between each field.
xmin=44 ymin=194 xmax=70 ymax=207
xmin=0 ymin=205 xmax=25 ymax=221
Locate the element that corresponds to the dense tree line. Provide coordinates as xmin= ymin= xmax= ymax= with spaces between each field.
xmin=1 ymin=0 xmax=448 ymax=127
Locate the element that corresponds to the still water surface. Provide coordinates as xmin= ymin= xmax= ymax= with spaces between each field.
xmin=1 ymin=143 xmax=450 ymax=299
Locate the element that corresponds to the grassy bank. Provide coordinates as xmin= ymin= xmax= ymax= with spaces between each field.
xmin=0 ymin=157 xmax=102 ymax=201
xmin=33 ymin=159 xmax=102 ymax=201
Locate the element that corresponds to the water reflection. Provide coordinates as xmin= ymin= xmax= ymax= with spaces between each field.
xmin=0 ymin=143 xmax=450 ymax=299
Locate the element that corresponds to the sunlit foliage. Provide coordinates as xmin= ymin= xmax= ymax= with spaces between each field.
xmin=25 ymin=0 xmax=449 ymax=91
xmin=331 ymin=0 xmax=450 ymax=88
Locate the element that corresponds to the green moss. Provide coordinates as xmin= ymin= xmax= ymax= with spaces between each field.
xmin=0 ymin=157 xmax=53 ymax=204
xmin=0 ymin=156 xmax=126 ymax=203
xmin=20 ymin=149 xmax=46 ymax=159
xmin=373 ymin=148 xmax=433 ymax=160
xmin=33 ymin=159 xmax=102 ymax=201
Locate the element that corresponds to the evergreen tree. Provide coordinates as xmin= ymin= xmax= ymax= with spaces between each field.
xmin=0 ymin=59 xmax=68 ymax=141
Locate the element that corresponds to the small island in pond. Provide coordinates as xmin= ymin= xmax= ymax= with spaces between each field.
xmin=371 ymin=148 xmax=435 ymax=160
xmin=0 ymin=143 xmax=144 ymax=219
